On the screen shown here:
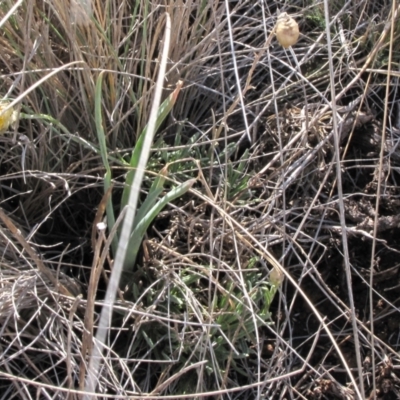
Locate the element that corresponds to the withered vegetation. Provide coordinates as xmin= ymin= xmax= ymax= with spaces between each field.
xmin=0 ymin=0 xmax=400 ymax=399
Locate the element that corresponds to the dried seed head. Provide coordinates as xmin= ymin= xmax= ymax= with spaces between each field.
xmin=275 ymin=12 xmax=299 ymax=49
xmin=269 ymin=266 xmax=284 ymax=287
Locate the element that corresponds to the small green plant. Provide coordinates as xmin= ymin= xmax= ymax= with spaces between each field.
xmin=151 ymin=131 xmax=204 ymax=181
xmin=224 ymin=149 xmax=254 ymax=203
xmin=95 ymin=75 xmax=195 ymax=274
xmin=122 ymin=257 xmax=283 ymax=394
xmin=305 ymin=3 xmax=326 ymax=30
xmin=152 ymin=134 xmax=254 ymax=204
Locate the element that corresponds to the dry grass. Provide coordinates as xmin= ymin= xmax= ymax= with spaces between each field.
xmin=1 ymin=0 xmax=400 ymax=399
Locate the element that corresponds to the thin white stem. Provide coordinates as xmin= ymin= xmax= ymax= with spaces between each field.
xmin=323 ymin=1 xmax=364 ymax=398
xmin=369 ymin=3 xmax=397 ymax=400
xmin=83 ymin=13 xmax=171 ymax=399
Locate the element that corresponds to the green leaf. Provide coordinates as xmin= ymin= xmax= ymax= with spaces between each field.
xmin=121 ymin=81 xmax=183 ymax=210
xmin=95 ymin=72 xmax=118 ymax=252
xmin=123 ymin=178 xmax=196 ymax=271
xmin=132 ymin=166 xmax=168 ymax=226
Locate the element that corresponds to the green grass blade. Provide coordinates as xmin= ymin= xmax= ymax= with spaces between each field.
xmin=95 ymin=71 xmax=118 ymax=251
xmin=132 ymin=167 xmax=168 ymax=227
xmin=120 ymin=81 xmax=183 ymax=210
xmin=123 ymin=178 xmax=196 ymax=271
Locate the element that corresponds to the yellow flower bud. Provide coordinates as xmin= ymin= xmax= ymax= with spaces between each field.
xmin=275 ymin=13 xmax=299 ymax=49
xmin=0 ymin=102 xmax=16 ymax=134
